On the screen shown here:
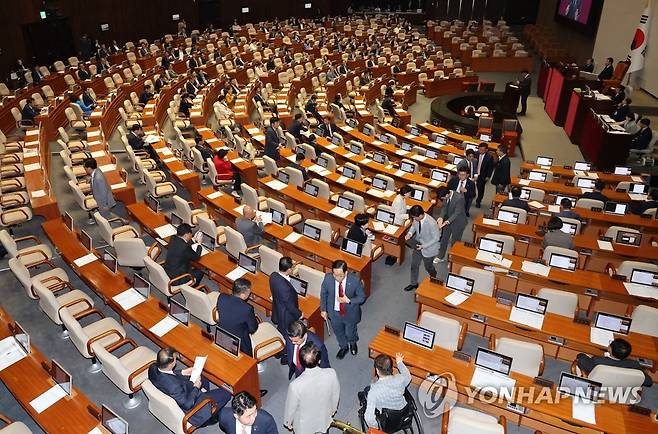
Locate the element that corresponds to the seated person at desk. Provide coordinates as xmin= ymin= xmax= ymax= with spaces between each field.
xmin=265 ymin=117 xmax=283 ymax=161
xmin=289 ymin=152 xmax=309 ymax=181
xmin=557 ymin=197 xmax=581 ymax=220
xmin=306 ymin=134 xmax=322 ymax=159
xmin=213 ymin=149 xmax=242 ymax=194
xmin=319 ymin=116 xmax=338 ymax=138
xmin=577 ymin=338 xmax=653 ymax=387
xmin=502 ymin=186 xmax=530 ymax=212
xmin=358 ymin=353 xmax=411 ymax=428
xmin=139 ymin=84 xmax=155 ymax=106
xmin=289 ymin=113 xmax=308 ymax=140
xmin=541 ymin=216 xmax=574 ymax=249
xmin=305 ymin=94 xmax=321 ymax=121
xmin=21 ymin=97 xmax=39 ymax=123
xmin=148 ymin=347 xmax=231 ymax=428
xmin=611 ymin=97 xmax=632 ymax=122
xmin=580 ymin=180 xmax=608 ymax=203
xmin=598 ymin=57 xmax=615 ymax=81
xmin=381 ymin=95 xmax=396 ymax=116
xmin=178 ymin=93 xmax=193 ymax=118
xmin=154 ymin=70 xmax=168 ymax=92
xmin=68 ymin=93 xmax=93 ymax=116
xmin=128 ymin=124 xmax=159 ymax=162
xmin=631 ymin=189 xmax=658 ymax=215
xmin=620 ymin=112 xmax=640 ymax=134
xmin=77 ymin=64 xmax=90 ymax=80
xmin=582 ymin=58 xmax=595 ymax=73
xmin=611 ymin=85 xmax=626 ymax=105
xmin=81 ymin=88 xmax=97 ymax=110
xmin=236 ymin=205 xmax=264 ymax=247
xmin=630 ymin=118 xmax=653 ymax=150
xmin=218 ymin=391 xmax=277 ymax=434
xmin=346 ymin=213 xmax=374 ymax=245
xmin=391 ymin=185 xmax=412 ymax=226
xmin=164 ymin=223 xmax=204 ymax=286
xmin=464 ymin=106 xmax=477 ymax=120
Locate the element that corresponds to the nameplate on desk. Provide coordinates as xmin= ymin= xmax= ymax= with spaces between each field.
xmin=226 ymin=266 xmax=249 ymax=281
xmin=0 ymin=336 xmax=28 ymax=371
xmin=149 ymin=316 xmax=179 ymax=337
xmin=283 ymin=232 xmax=302 ymax=243
xmin=329 ymin=206 xmax=352 ymax=218
xmin=73 ymin=253 xmax=98 ymax=268
xmin=174 ymin=169 xmax=192 ymax=176
xmin=24 ymin=162 xmax=42 ymax=172
xmin=596 ymin=240 xmax=613 ymax=251
xmin=482 ymin=218 xmax=499 ymax=226
xmin=160 ymin=148 xmax=173 ymax=156
xmin=207 ymin=191 xmax=223 ymax=200
xmin=111 ymin=182 xmax=127 ymax=190
xmin=99 ymin=164 xmax=116 ymax=173
xmin=265 ymin=179 xmax=287 ymax=191
xmin=90 ymin=150 xmax=105 ymax=158
xmin=31 ymin=190 xmax=47 ymax=199
xmin=229 ymin=157 xmax=245 ymax=164
xmin=113 ymin=288 xmax=146 ymax=311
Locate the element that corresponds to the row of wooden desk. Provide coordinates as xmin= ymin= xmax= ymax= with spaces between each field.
xmin=520 ymin=162 xmax=646 ymax=186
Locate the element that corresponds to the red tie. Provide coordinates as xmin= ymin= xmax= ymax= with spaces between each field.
xmin=339 ymin=281 xmax=346 ymax=317
xmin=295 ymin=344 xmax=302 ymax=370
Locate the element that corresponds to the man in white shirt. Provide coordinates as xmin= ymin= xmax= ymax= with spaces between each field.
xmin=218 ymin=391 xmax=278 ymax=434
xmin=391 ymin=185 xmax=412 ymax=226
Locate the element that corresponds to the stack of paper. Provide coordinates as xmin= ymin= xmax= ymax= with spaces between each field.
xmin=99 ymin=164 xmax=116 ymax=172
xmin=73 ymin=253 xmax=98 ymax=268
xmin=518 ymin=179 xmax=530 ymax=186
xmin=31 ymin=190 xmax=46 ymax=198
xmin=155 ymin=224 xmax=177 ymax=239
xmin=326 ymin=144 xmax=337 ymax=150
xmin=226 ymin=266 xmax=249 ymax=281
xmin=189 ymin=356 xmax=207 ymax=383
xmin=521 ymin=260 xmax=550 ymax=277
xmin=509 ymin=307 xmax=544 ymax=330
xmin=429 ymin=180 xmax=441 ymax=187
xmin=470 ymin=367 xmax=516 ymax=396
xmin=111 ymin=182 xmax=127 ymax=190
xmin=257 ymin=211 xmax=273 ymax=225
xmin=623 ymin=282 xmax=658 ymax=299
xmin=113 ymin=288 xmax=147 ymax=311
xmin=482 ymin=218 xmax=500 ymax=226
xmin=162 ymin=157 xmax=177 ymax=163
xmin=628 ymin=193 xmax=648 ymax=201
xmin=284 ymin=232 xmax=302 ymax=243
xmin=367 ymin=188 xmax=384 ymax=198
xmin=444 ymin=291 xmax=469 ymax=306
xmin=475 ymin=251 xmax=512 ymax=268
xmin=30 ymin=385 xmax=67 ymax=413
xmin=590 ymin=327 xmax=614 ymax=347
xmin=336 ymin=176 xmax=349 ymax=184
xmin=443 ymin=163 xmax=456 ymax=171
xmin=0 ymin=337 xmax=28 ymax=371
xmin=24 ymin=163 xmax=42 ymax=172
xmin=547 ymin=205 xmax=560 ymax=213
xmin=412 ymin=154 xmax=427 ymax=161
xmin=229 ymin=157 xmax=245 ymax=164
xmin=571 ymin=399 xmax=596 ymax=424
xmin=265 ymin=179 xmax=287 ymax=191
xmin=207 ymin=191 xmax=223 ymax=200
xmin=160 ymin=148 xmax=173 ymax=156
xmin=90 ymin=150 xmax=106 ymax=158
xmin=394 ymin=169 xmax=406 ymax=177
xmin=233 ymin=204 xmax=246 ymax=214
xmin=145 ymin=135 xmax=161 ymax=144
xmin=343 ymin=152 xmax=356 ymax=158
xmin=383 ymin=225 xmax=400 ymax=235
xmin=528 ymin=201 xmax=545 ymax=209
xmin=149 ymin=316 xmax=179 ymax=337
xmin=329 ymin=207 xmax=352 ymax=218
xmin=372 ymin=221 xmax=385 ymax=231
xmin=175 ymin=169 xmax=192 ymax=176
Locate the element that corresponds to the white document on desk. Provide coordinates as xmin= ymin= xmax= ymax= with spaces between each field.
xmin=265 ymin=179 xmax=287 ymax=191
xmin=226 ymin=266 xmax=249 ymax=281
xmin=597 ymin=240 xmax=613 ymax=251
xmin=475 ymin=251 xmax=512 ymax=268
xmin=24 ymin=162 xmax=42 ymax=172
xmin=571 ymin=398 xmax=596 ymax=424
xmin=284 ymin=232 xmax=303 ymax=243
xmin=518 ymin=179 xmax=530 ymax=186
xmin=509 ymin=307 xmax=544 ymax=330
xmin=393 ymin=169 xmax=406 ymax=177
xmin=444 ymin=291 xmax=469 ymax=306
xmin=343 ymin=152 xmax=356 ymax=159
xmin=528 ymin=201 xmax=544 ymax=209
xmin=230 ymin=157 xmax=245 ymax=165
xmin=175 ymin=169 xmax=192 ymax=176
xmin=429 ymin=180 xmax=441 ymax=187
xmin=590 ymin=327 xmax=614 ymax=347
xmin=443 ymin=163 xmax=457 ymax=171
xmin=257 ymin=211 xmax=273 ymax=225
xmin=207 ymin=191 xmax=223 ymax=200
xmin=623 ymin=282 xmax=658 ymax=299
xmin=160 ymin=147 xmax=173 ymax=156
xmin=482 ymin=218 xmax=500 ymax=226
xmin=99 ymin=164 xmax=116 ymax=173
xmin=155 ymin=224 xmax=177 ymax=239
xmin=329 ymin=207 xmax=352 ymax=218
xmin=90 ymin=150 xmax=105 ymax=158
xmin=233 ymin=204 xmax=246 ymax=215
xmin=336 ymin=176 xmax=349 ymax=184
xmin=372 ymin=221 xmax=385 ymax=231
xmin=162 ymin=156 xmax=177 ymax=163
xmin=149 ymin=316 xmax=179 ymax=337
xmin=88 ymin=427 xmax=103 ymax=434
xmin=395 ymin=150 xmax=407 ymax=156
xmin=631 ymin=176 xmax=643 ymax=183
xmin=547 ymin=205 xmax=560 ymax=213
xmin=189 ymin=356 xmax=207 ymax=383
xmin=113 ymin=288 xmax=146 ymax=311
xmin=367 ymin=188 xmax=384 ymax=198
xmin=31 ymin=190 xmax=46 ymax=198
xmin=73 ymin=253 xmax=98 ymax=268
xmin=111 ymin=182 xmax=127 ymax=190
xmin=628 ymin=193 xmax=648 ymax=201
xmin=470 ymin=367 xmax=516 ymax=396
xmin=361 ymin=158 xmax=372 ymax=164
xmin=326 ymin=144 xmax=338 ymax=150
xmin=383 ymin=224 xmax=400 ymax=235
xmin=30 ymin=384 xmax=68 ymax=414
xmin=308 ymin=164 xmax=324 ymax=173
xmin=0 ymin=337 xmax=28 ymax=371
xmin=412 ymin=154 xmax=427 ymax=162
xmin=521 ymin=260 xmax=551 ymax=277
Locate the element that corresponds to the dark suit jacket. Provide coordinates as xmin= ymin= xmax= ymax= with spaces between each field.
xmin=632 ymin=200 xmax=658 ymax=215
xmin=598 ymin=64 xmax=614 ymax=81
xmin=264 ymin=126 xmax=281 ymax=160
xmin=320 ymin=123 xmax=338 ymax=138
xmin=77 ymin=69 xmax=90 ymax=80
xmin=320 ymin=272 xmax=366 ymax=322
xmin=21 ymin=105 xmax=38 ymax=122
xmin=580 ymin=191 xmax=608 ymax=204
xmin=289 ymin=162 xmax=309 ymax=180
xmin=346 ymin=225 xmax=368 ymax=244
xmin=289 ymin=120 xmax=306 ymax=139
xmin=474 ymin=152 xmax=494 ymax=179
xmin=139 ymin=91 xmax=153 ymax=105
xmin=631 ymin=127 xmax=653 ymax=150
xmin=128 ymin=131 xmax=145 ymax=150
xmin=218 ymin=407 xmax=278 ymax=434
xmin=491 ymin=155 xmax=511 ymax=187
xmin=285 ymin=331 xmax=330 ymax=379
xmin=185 ymin=81 xmax=198 ymax=95
xmin=147 ymin=365 xmax=208 ymax=426
xmin=612 ymin=104 xmax=630 ymax=122
xmin=381 ymin=97 xmax=396 ymax=114
xmin=447 ymin=177 xmax=476 ymax=202
xmin=270 ymin=272 xmax=302 ymax=333
xmin=163 ymin=236 xmax=201 ymax=279
xmin=502 ymin=197 xmax=530 ymax=212
xmin=582 ymin=63 xmax=594 ymax=73
xmin=31 ymin=70 xmax=42 ymax=84
xmin=216 ymin=293 xmax=258 ymax=357
xmin=519 ymin=74 xmax=532 ymax=96
xmin=576 ymin=354 xmax=652 ymax=387
xmin=82 ymin=93 xmax=96 ymax=108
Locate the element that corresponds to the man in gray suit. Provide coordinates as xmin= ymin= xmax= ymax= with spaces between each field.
xmin=283 ymin=343 xmax=340 ymax=434
xmin=320 ymin=260 xmax=366 ymax=359
xmin=435 ymin=186 xmax=467 ymax=262
xmin=235 ymin=205 xmax=264 ymax=247
xmin=84 ymin=158 xmax=117 ymax=222
xmin=404 ymin=204 xmax=440 ymax=292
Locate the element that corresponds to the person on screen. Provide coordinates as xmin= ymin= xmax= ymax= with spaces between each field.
xmin=576 ymin=338 xmax=652 ymax=387
xmin=579 ymin=179 xmax=608 ymax=203
xmin=542 ymin=217 xmax=575 ymax=249
xmin=598 ymin=57 xmax=614 ymax=81
xmin=218 ymin=391 xmax=277 ymax=434
xmin=557 ymin=198 xmax=581 ymax=220
xmin=359 ymin=353 xmax=411 ymax=428
xmin=565 ymin=0 xmax=583 ymax=21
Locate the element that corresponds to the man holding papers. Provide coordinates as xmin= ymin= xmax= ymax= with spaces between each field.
xmin=404 ymin=204 xmax=440 ymax=292
xmin=148 ymin=347 xmax=230 ymax=427
xmin=235 ymin=205 xmax=264 ymax=247
xmin=576 ymin=338 xmax=653 ymax=387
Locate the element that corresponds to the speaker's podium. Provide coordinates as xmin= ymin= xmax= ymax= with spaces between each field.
xmin=580 ymin=109 xmax=633 ymax=171
xmin=544 ymin=64 xmax=599 ymax=126
xmin=502 ymin=82 xmax=520 ymax=114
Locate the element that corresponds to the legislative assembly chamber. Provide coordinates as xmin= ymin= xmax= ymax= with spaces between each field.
xmin=1 ymin=0 xmax=658 ymax=433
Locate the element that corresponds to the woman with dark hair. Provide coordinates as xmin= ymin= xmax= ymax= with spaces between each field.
xmin=542 ymin=216 xmax=574 ymax=249
xmin=213 ymin=148 xmax=242 ymax=194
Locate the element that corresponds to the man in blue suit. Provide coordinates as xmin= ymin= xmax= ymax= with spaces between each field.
xmin=147 ymin=347 xmax=230 ymax=427
xmin=270 ymin=256 xmax=302 ymax=364
xmin=320 ymin=260 xmax=366 ymax=359
xmin=286 ymin=320 xmax=330 ymax=379
xmin=216 ymin=278 xmax=258 ymax=357
xmin=218 ymin=391 xmax=278 ymax=434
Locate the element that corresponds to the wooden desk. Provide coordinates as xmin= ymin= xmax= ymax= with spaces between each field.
xmin=424 ymin=75 xmax=479 ymax=98
xmin=23 ymin=128 xmax=60 ymax=220
xmin=0 ymin=305 xmax=107 ymax=434
xmin=519 ymin=162 xmax=646 ymax=186
xmin=580 ymin=111 xmax=634 ymax=172
xmin=564 ymin=91 xmax=614 ymax=145
xmin=196 ymin=127 xmax=258 ymax=189
xmin=42 ymin=218 xmax=261 ymax=402
xmin=369 ymin=329 xmax=657 ymax=434
xmin=416 ymin=121 xmax=500 ymax=151
xmin=511 ymin=177 xmax=637 ymax=204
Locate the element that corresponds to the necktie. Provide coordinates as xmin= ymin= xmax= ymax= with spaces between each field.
xmin=338 ymin=281 xmax=346 ymax=317
xmin=417 ymin=218 xmax=422 ymax=235
xmin=295 ymin=344 xmax=302 ymax=370
xmin=477 ymin=154 xmax=483 ymax=175
xmin=459 ymin=180 xmax=464 ymax=192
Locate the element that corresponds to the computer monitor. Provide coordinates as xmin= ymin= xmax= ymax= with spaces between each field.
xmin=528 ymin=171 xmax=547 ymax=182
xmin=372 ymin=152 xmax=387 ymax=164
xmin=594 ymin=312 xmax=631 ymax=335
xmin=12 ymin=321 xmax=30 ymax=355
xmin=169 ymin=299 xmax=189 ymax=326
xmin=425 ymin=149 xmax=438 ymax=160
xmin=337 ymin=196 xmax=355 ymax=211
xmin=101 ymin=405 xmax=128 ymax=434
xmin=464 ymin=142 xmax=479 ymax=152
xmin=615 ymin=231 xmax=641 ymax=247
xmin=560 ymin=221 xmax=578 ymax=235
xmin=241 ymin=150 xmax=251 ymax=160
xmin=238 ymin=252 xmax=257 ymax=274
xmin=519 ymin=188 xmax=532 ymax=200
xmin=80 ymin=230 xmax=93 ymax=251
xmin=371 ymin=176 xmax=388 ymax=190
xmin=379 ymin=134 xmax=389 ymax=143
xmin=474 ymin=348 xmax=512 ymax=376
xmin=51 ymin=360 xmax=72 ymax=396
xmin=549 ymin=253 xmax=577 ymax=271
xmin=629 ymin=183 xmax=648 ymax=194
xmin=295 ymin=145 xmax=306 ymax=157
xmin=132 ymin=273 xmax=150 ymax=299
xmin=349 ymin=143 xmax=362 ymax=155
xmin=478 ymin=134 xmax=491 ymax=142
xmin=341 ymin=238 xmax=364 ymax=257
xmin=63 ymin=212 xmax=74 ymax=231
xmin=453 ymin=156 xmax=464 ymax=166
xmin=629 ymin=268 xmax=658 ymax=286
xmin=410 ymin=188 xmax=425 ymax=201
xmin=146 ymin=195 xmax=159 ymax=213
xmin=342 ymin=166 xmax=357 ymax=179
xmin=409 ymin=126 xmax=420 ymax=136
xmin=497 ymin=209 xmax=519 ymax=224
xmin=303 ymin=182 xmax=319 ymax=197
xmin=603 ymin=202 xmax=627 ymax=215
xmin=445 ymin=273 xmax=474 ymax=294
xmin=558 ymin=372 xmax=601 ymax=402
xmin=317 ymin=156 xmax=329 ymax=168
xmin=375 ymin=208 xmax=395 ymax=225
xmin=400 ymin=142 xmax=413 ymax=152
xmin=214 ymin=326 xmax=241 ymax=357
xmin=574 ymin=161 xmax=591 ymax=171
xmin=478 ymin=237 xmax=504 ymax=254
xmin=200 ymin=232 xmax=215 ymax=251
xmin=576 ymin=178 xmax=596 ymax=189
xmin=431 ymin=169 xmax=449 ymax=183
xmin=289 ymin=275 xmax=308 ymax=297
xmin=555 ymin=195 xmax=576 ymax=207
xmin=362 ymin=125 xmax=373 ymax=136
xmin=302 ymin=223 xmax=322 ymax=241
xmin=515 ymin=293 xmax=548 ymax=315
xmin=400 ymin=161 xmax=415 ymax=173
xmin=614 ymin=166 xmax=631 ymax=176
xmin=103 ymin=250 xmax=118 ymax=273
xmin=536 ymin=156 xmax=553 ymax=167
xmin=402 ymin=322 xmax=435 ymax=350
xmin=331 ymin=135 xmax=342 ymax=146
xmin=277 ymin=170 xmax=290 ymax=184
xmin=271 ymin=209 xmax=286 ymax=226
xmin=435 ymin=135 xmax=446 ymax=145
xmin=170 ymin=213 xmax=183 ymax=227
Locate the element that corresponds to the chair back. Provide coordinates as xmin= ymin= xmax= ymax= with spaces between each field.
xmin=282 ymin=167 xmax=304 ymax=188
xmin=304 ymin=219 xmax=333 ymax=243
xmin=266 ymin=198 xmax=292 ymax=225
xmin=535 ymin=288 xmax=578 ymax=318
xmin=224 ymin=226 xmax=248 ymax=258
xmin=181 ymin=285 xmax=217 ymax=325
xmin=617 ymin=260 xmax=658 ymax=278
xmin=8 ymin=257 xmax=34 ymax=299
xmin=92 ymin=344 xmax=131 ymax=392
xmin=143 ymin=256 xmax=175 ymax=296
xmin=258 ymin=245 xmax=282 ymax=276
xmin=241 ymin=184 xmax=261 ymax=210
xmin=59 ymin=309 xmax=92 ymax=358
xmin=142 ymin=380 xmax=186 ymax=434
xmin=114 ymin=238 xmax=148 ymax=268
xmin=575 ymin=198 xmax=604 ymax=210
xmin=263 ymin=156 xmax=278 ymax=176
xmin=309 ymin=178 xmax=330 ymax=200
xmin=375 ymin=402 xmax=414 ymax=433
xmin=499 ymin=205 xmax=527 ymax=224
xmin=418 ymin=311 xmax=462 ymax=351
xmin=495 ymin=337 xmax=543 ymax=377
xmin=0 ymin=230 xmax=18 ymax=257
xmin=343 ymin=191 xmax=366 ymax=213
xmin=33 ymin=280 xmax=65 ymax=324
xmin=172 ymin=196 xmax=195 ymax=225
xmin=93 ymin=212 xmax=116 ymax=246
xmin=630 ymin=305 xmax=658 ymax=337
xmin=482 ymin=233 xmax=515 ymax=254
xmin=446 ymin=407 xmax=503 ymax=434
xmin=197 ymin=216 xmax=219 ymax=242
xmin=542 ymin=246 xmax=579 ymax=264
xmin=460 ymin=266 xmax=495 ymax=296
xmin=588 ymin=365 xmax=645 ymax=403
xmin=604 ymin=226 xmax=639 ymax=240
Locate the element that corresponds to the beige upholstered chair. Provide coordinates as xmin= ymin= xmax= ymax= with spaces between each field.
xmin=535 ymin=288 xmax=578 ymax=319
xmin=459 ymin=266 xmax=495 ymax=296
xmin=266 ymin=198 xmax=302 ymax=226
xmin=0 ymin=416 xmax=32 ymax=434
xmin=492 ymin=336 xmax=544 ymax=377
xmin=241 ymin=184 xmax=268 ymax=211
xmin=296 ymin=264 xmax=323 ymax=299
xmin=224 ymin=226 xmax=260 ymax=259
xmin=418 ymin=311 xmax=466 ymax=351
xmin=8 ymin=257 xmax=70 ymax=300
xmin=173 ymin=196 xmax=208 ymax=226
xmin=180 ymin=284 xmax=220 ymax=332
xmin=583 ymin=365 xmax=646 ymax=404
xmin=498 ymin=205 xmax=527 ymax=224
xmin=146 ymin=173 xmax=177 ymax=199
xmin=250 ymin=319 xmax=285 ymax=362
xmin=33 ymin=279 xmax=94 ymax=335
xmin=94 ymin=212 xmax=139 ymax=247
xmin=258 ymin=245 xmax=282 ymax=276
xmin=196 ymin=216 xmax=226 ymax=246
xmin=304 ymin=219 xmax=336 ymax=243
xmin=0 ymin=230 xmax=53 ymax=268
xmin=113 ymin=238 xmax=151 ymax=269
xmin=144 ymin=256 xmax=194 ymax=298
xmin=629 ymin=305 xmax=658 ymax=337
xmin=442 ymin=407 xmax=505 ymax=434
xmin=482 ymin=233 xmax=515 ymax=255
xmin=613 ymin=260 xmax=658 ymax=278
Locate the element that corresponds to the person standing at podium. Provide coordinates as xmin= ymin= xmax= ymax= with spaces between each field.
xmin=516 ymin=70 xmax=531 ymax=116
xmin=598 ymin=57 xmax=614 ymax=81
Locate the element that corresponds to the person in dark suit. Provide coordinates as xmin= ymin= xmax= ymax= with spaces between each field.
xmin=632 ymin=189 xmax=658 ymax=215
xmin=289 ymin=152 xmax=309 ymax=181
xmin=270 ymin=257 xmax=302 ymax=360
xmin=474 ymin=143 xmax=494 ymax=207
xmin=516 ymin=70 xmax=531 ymax=115
xmin=305 ymin=95 xmax=321 ymax=121
xmin=184 ymin=72 xmax=198 ymax=95
xmin=612 ymin=98 xmax=632 ymax=122
xmin=582 ymin=58 xmax=595 ymax=73
xmin=630 ymin=118 xmax=653 ymax=150
xmin=490 ymin=144 xmax=511 ymax=194
xmin=580 ymin=179 xmax=608 ymax=203
xmin=381 ymin=95 xmax=396 ymax=115
xmin=154 ymin=72 xmax=168 ymax=93
xmin=598 ymin=57 xmax=614 ymax=80
xmin=163 ymin=223 xmax=204 ymax=286
xmin=31 ymin=66 xmax=43 ymax=85
xmin=139 ymin=84 xmax=154 ymax=106
xmin=502 ymin=186 xmax=530 ymax=212
xmin=234 ymin=54 xmax=245 ymax=68
xmin=128 ymin=124 xmax=159 ymax=162
xmin=216 ymin=278 xmax=259 ymax=357
xmin=81 ymin=88 xmax=97 ymax=109
xmin=266 ymin=55 xmax=276 ymax=71
xmin=611 ymin=85 xmax=626 ymax=105
xmin=289 ymin=113 xmax=307 ymax=140
xmin=435 ymin=187 xmax=468 ymax=261
xmin=319 ymin=116 xmax=338 ymax=138
xmin=320 ymin=260 xmax=366 ymax=359
xmin=457 ymin=149 xmax=476 ymax=177
xmin=391 ymin=61 xmax=401 ymax=74
xmin=148 ymin=347 xmax=231 ymax=427
xmin=77 ymin=65 xmax=90 ymax=80
xmin=447 ymin=167 xmax=476 ymax=216
xmin=285 ymin=320 xmax=330 ymax=379
xmin=346 ymin=213 xmax=373 ymax=245
xmin=21 ymin=98 xmax=39 ymax=123
xmin=218 ymin=391 xmax=278 ymax=434
xmin=264 ymin=117 xmax=283 ymax=161
xmin=577 ymin=338 xmax=652 ymax=387
xmin=557 ymin=197 xmax=581 ymax=219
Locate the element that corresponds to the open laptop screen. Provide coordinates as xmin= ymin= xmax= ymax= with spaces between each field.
xmin=445 ymin=273 xmax=474 ymax=294
xmin=475 ymin=348 xmax=512 ymax=376
xmin=478 ymin=237 xmax=503 ymax=254
xmin=515 ymin=293 xmax=548 ymax=315
xmin=549 ymin=253 xmax=577 ymax=271
xmin=341 ymin=238 xmax=363 ymax=257
xmin=371 ymin=176 xmax=388 ymax=190
xmin=630 ymin=268 xmax=658 ymax=286
xmin=376 ymin=208 xmax=395 ymax=225
xmin=614 ymin=166 xmax=631 ymax=176
xmin=147 ymin=195 xmax=159 ymax=213
xmin=342 ymin=166 xmax=357 ymax=179
xmin=289 ymin=276 xmax=308 ymax=297
xmin=402 ymin=322 xmax=435 ymax=350
xmin=615 ymin=231 xmax=641 ymax=247
xmin=576 ymin=178 xmax=596 ymax=189
xmin=594 ymin=312 xmax=631 ymax=334
xmin=337 ymin=196 xmax=355 ymax=211
xmin=372 ymin=152 xmax=387 ymax=164
xmin=101 ymin=405 xmax=129 ymax=434
xmin=238 ymin=252 xmax=257 ymax=274
xmin=528 ymin=171 xmax=547 ymax=182
xmin=303 ymin=182 xmax=319 ymax=197
xmin=271 ymin=209 xmax=286 ymax=225
xmin=604 ymin=202 xmax=627 ymax=215
xmin=132 ymin=273 xmax=150 ymax=299
xmin=80 ymin=230 xmax=93 ymax=251
xmin=214 ymin=326 xmax=241 ymax=357
xmin=558 ymin=372 xmax=601 ymax=402
xmin=497 ymin=209 xmax=519 ymax=224
xmin=12 ymin=321 xmax=30 ymax=355
xmin=574 ymin=161 xmax=591 ymax=171
xmin=169 ymin=299 xmax=189 ymax=326
xmin=536 ymin=156 xmax=553 ymax=167
xmin=103 ymin=250 xmax=118 ymax=273
xmin=431 ymin=169 xmax=449 ymax=183
xmin=400 ymin=161 xmax=415 ymax=173
xmin=302 ymin=223 xmax=322 ymax=241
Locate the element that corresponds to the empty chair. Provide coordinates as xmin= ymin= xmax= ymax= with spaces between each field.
xmin=8 ymin=257 xmax=70 ymax=300
xmin=498 ymin=205 xmax=527 ymax=224
xmin=0 ymin=416 xmax=32 ymax=434
xmin=196 ymin=216 xmax=226 ymax=246
xmin=418 ymin=311 xmax=466 ymax=351
xmin=172 ymin=196 xmax=208 ymax=226
xmin=94 ymin=212 xmax=138 ymax=247
xmin=282 ymin=166 xmax=304 ymax=188
xmin=535 ymin=288 xmax=578 ymax=318
xmin=296 ymin=264 xmax=323 ymax=299
xmin=258 ymin=245 xmax=282 ymax=276
xmin=307 ymin=178 xmax=331 ymax=200
xmin=481 ymin=233 xmax=515 ymax=254
xmin=629 ymin=305 xmax=658 ymax=337
xmin=146 ymin=173 xmax=177 ymax=199
xmin=144 ymin=256 xmax=193 ymax=299
xmin=493 ymin=336 xmax=544 ymax=377
xmin=180 ymin=285 xmax=220 ymax=331
xmin=575 ymin=198 xmax=604 ymax=210
xmin=241 ymin=184 xmax=268 ymax=211
xmin=33 ymin=278 xmax=93 ymax=333
xmin=442 ymin=407 xmax=505 ymax=434
xmin=542 ymin=246 xmax=579 ymax=266
xmin=343 ymin=191 xmax=375 ymax=215
xmin=459 ymin=266 xmax=495 ymax=296
xmin=558 ymin=217 xmax=581 ymax=234
xmin=250 ymin=318 xmax=286 ymax=362
xmin=69 ymin=180 xmax=97 ymax=219
xmin=604 ymin=225 xmax=639 ymax=240
xmin=614 ymin=260 xmax=658 ymax=279
xmin=224 ymin=226 xmax=260 ymax=259
xmin=114 ymin=238 xmax=150 ymax=269
xmin=0 ymin=230 xmax=53 ymax=268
